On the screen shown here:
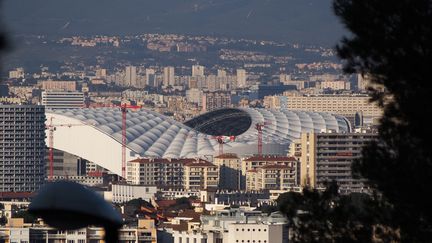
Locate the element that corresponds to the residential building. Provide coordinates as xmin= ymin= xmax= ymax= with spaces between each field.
xmin=51 ymin=175 xmax=104 ymax=187
xmin=246 ymin=164 xmax=297 ymax=191
xmin=214 ymin=153 xmax=242 ymax=190
xmin=40 ymin=80 xmax=77 ymax=91
xmin=41 ymin=91 xmax=84 ymax=109
xmin=0 ymin=219 xmax=157 ymax=243
xmin=236 ymin=68 xmax=247 ymax=88
xmin=283 ymin=92 xmax=382 ymax=123
xmin=8 ymin=68 xmax=24 ymax=79
xmin=241 ymin=155 xmax=298 ymax=175
xmin=125 ymin=65 xmax=137 ymax=87
xmin=192 ymin=65 xmax=205 ymax=77
xmin=201 ymin=92 xmax=231 ymax=112
xmin=217 ymin=69 xmax=227 ymax=77
xmin=170 ymin=209 xmax=288 ymax=243
xmin=263 ymin=95 xmax=282 ymax=109
xmin=185 ymin=88 xmax=203 ymax=105
xmin=300 ymin=130 xmax=377 ymax=193
xmin=0 ymin=105 xmax=46 ymax=193
xmin=111 ymin=184 xmax=157 ymax=203
xmin=127 ymin=158 xmax=188 ymax=189
xmin=183 ymin=160 xmax=219 ymax=190
xmin=319 ymin=80 xmax=351 ymax=90
xmin=163 ymin=66 xmax=175 ymax=86
xmin=146 ymin=68 xmax=156 ymax=87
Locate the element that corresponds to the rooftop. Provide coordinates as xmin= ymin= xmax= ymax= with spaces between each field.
xmin=243 ymin=155 xmax=297 ymax=162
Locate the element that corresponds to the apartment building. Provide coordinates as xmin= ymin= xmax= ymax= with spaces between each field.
xmin=111 ymin=184 xmax=157 ymax=203
xmin=300 ymin=130 xmax=377 ymax=193
xmin=183 ymin=160 xmax=219 ymax=190
xmin=127 ymin=158 xmax=218 ymax=191
xmin=246 ymin=164 xmax=297 ymax=191
xmin=40 ymin=80 xmax=77 ymax=91
xmin=201 ymin=92 xmax=231 ymax=112
xmin=283 ymin=93 xmax=382 ymax=122
xmin=41 ymin=91 xmax=84 ymax=109
xmin=241 ymin=155 xmax=297 ymax=175
xmin=0 ymin=105 xmax=46 ymax=193
xmin=127 ymin=158 xmax=188 ymax=189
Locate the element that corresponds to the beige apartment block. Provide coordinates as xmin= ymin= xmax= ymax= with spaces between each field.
xmin=246 ymin=164 xmax=297 ymax=191
xmin=183 ymin=160 xmax=219 ymax=190
xmin=283 ymin=92 xmax=382 ymax=119
xmin=241 ymin=155 xmax=297 ymax=175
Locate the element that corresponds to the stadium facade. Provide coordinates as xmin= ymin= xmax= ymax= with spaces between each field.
xmin=46 ymin=108 xmax=351 ymax=176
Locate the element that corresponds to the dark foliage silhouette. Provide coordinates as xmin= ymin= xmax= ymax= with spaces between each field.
xmin=278 ymin=182 xmax=398 ymax=242
xmin=333 ymin=0 xmax=432 ymax=241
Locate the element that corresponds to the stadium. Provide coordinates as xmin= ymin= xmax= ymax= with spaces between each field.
xmin=46 ymin=108 xmax=351 ymax=176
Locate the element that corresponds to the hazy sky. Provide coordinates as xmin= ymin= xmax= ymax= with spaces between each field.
xmin=3 ymin=0 xmax=346 ymax=45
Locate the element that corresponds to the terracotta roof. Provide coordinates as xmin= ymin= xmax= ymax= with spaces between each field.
xmin=243 ymin=155 xmax=297 ymax=162
xmin=178 ymin=209 xmax=201 ymax=223
xmin=156 ymin=200 xmax=177 ymax=209
xmin=129 ymin=158 xmax=193 ymax=164
xmin=0 ymin=192 xmax=34 ymax=199
xmin=247 ymin=169 xmax=258 ymax=173
xmin=214 ymin=153 xmax=239 ymax=159
xmin=129 ymin=158 xmax=151 ymax=163
xmin=159 ymin=220 xmax=189 ymax=231
xmin=184 ymin=159 xmax=216 ymax=167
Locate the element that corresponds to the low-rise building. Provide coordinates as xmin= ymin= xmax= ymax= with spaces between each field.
xmin=111 ymin=184 xmax=157 ymax=203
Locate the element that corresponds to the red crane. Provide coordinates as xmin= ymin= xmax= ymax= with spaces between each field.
xmin=119 ymin=104 xmax=141 ymax=179
xmin=46 ymin=117 xmax=86 ymax=181
xmin=214 ymin=135 xmax=236 ymax=155
xmin=255 ymin=121 xmax=271 ymax=155
xmin=86 ymin=103 xmax=141 ymax=179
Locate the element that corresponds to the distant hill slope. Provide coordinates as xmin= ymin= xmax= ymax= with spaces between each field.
xmin=2 ymin=0 xmax=346 ymax=46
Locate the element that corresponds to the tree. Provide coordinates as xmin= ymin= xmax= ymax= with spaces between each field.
xmin=333 ymin=0 xmax=432 ymax=241
xmin=277 ymin=182 xmax=397 ymax=243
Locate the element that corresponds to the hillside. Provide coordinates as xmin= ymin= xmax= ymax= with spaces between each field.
xmin=2 ymin=0 xmax=345 ymax=45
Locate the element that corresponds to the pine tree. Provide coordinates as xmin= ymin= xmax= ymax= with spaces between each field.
xmin=333 ymin=0 xmax=432 ymax=241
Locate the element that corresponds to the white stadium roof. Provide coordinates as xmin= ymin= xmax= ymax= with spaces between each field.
xmin=46 ymin=108 xmax=351 ymax=175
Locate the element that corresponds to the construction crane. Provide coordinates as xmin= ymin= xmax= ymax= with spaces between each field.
xmin=214 ymin=135 xmax=236 ymax=155
xmin=119 ymin=104 xmax=141 ymax=179
xmin=46 ymin=117 xmax=87 ymax=181
xmin=85 ymin=103 xmax=141 ymax=179
xmin=255 ymin=121 xmax=271 ymax=155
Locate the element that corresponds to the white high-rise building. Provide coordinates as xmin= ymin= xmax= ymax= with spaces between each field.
xmin=163 ymin=66 xmax=175 ymax=86
xmin=236 ymin=69 xmax=247 ymax=88
xmin=0 ymin=105 xmax=46 ymax=192
xmin=124 ymin=66 xmax=137 ymax=87
xmin=192 ymin=65 xmax=205 ymax=77
xmin=42 ymin=91 xmax=85 ymax=109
